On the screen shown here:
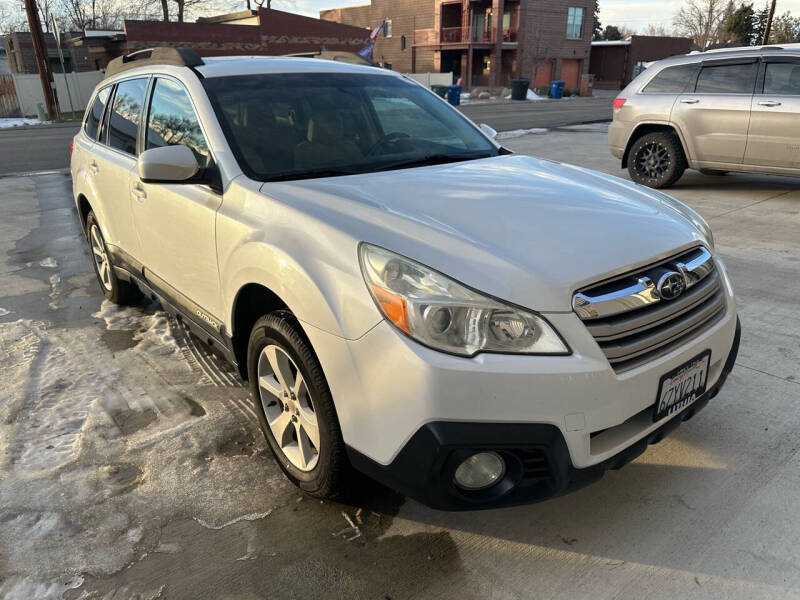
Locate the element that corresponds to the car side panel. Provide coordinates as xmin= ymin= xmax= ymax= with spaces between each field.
xmin=216 ymin=179 xmax=381 ymax=341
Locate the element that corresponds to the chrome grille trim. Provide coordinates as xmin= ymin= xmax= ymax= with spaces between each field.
xmin=573 ymin=247 xmax=725 ymax=372
xmin=572 ymin=247 xmax=714 ymax=320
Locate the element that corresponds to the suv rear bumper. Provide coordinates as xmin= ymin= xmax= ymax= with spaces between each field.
xmin=347 ymin=318 xmax=740 ymax=510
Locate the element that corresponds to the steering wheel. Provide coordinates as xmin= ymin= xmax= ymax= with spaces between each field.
xmin=366 ymin=131 xmax=411 ymax=156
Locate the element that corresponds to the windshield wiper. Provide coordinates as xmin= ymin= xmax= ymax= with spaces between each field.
xmin=263 ymin=168 xmax=359 ymax=182
xmin=364 ymin=152 xmax=494 ymax=174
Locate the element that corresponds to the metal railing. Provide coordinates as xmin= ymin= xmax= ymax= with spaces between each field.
xmin=413 ymin=26 xmax=517 ymax=45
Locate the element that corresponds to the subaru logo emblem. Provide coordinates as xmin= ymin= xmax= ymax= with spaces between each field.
xmin=657 ymin=272 xmax=686 ymax=301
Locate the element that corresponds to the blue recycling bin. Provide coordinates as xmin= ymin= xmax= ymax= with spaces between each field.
xmin=447 ymin=85 xmax=462 ymax=106
xmin=550 ymin=80 xmax=565 ymax=99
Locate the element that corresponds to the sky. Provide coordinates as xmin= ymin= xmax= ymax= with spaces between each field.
xmin=283 ymin=0 xmax=800 ymax=31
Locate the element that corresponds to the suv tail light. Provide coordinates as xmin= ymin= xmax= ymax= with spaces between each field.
xmin=613 ymin=98 xmax=627 ymax=110
xmin=69 ymin=139 xmax=74 ymax=156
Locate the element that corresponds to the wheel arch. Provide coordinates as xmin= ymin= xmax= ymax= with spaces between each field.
xmin=622 ymin=123 xmax=690 ymax=169
xmin=77 ymin=194 xmax=92 ymax=232
xmin=230 ymin=282 xmax=290 ymax=379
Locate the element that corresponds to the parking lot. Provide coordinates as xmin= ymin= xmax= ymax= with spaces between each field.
xmin=1 ymin=124 xmax=799 ymax=599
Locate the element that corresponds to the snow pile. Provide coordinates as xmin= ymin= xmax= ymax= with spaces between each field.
xmin=496 ymin=127 xmax=549 ymax=140
xmin=0 ymin=304 xmax=289 ymax=595
xmin=0 ymin=118 xmax=48 ymax=128
xmin=527 ymin=89 xmax=544 ymax=101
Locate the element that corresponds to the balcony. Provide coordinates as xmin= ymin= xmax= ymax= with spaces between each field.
xmin=412 ymin=26 xmax=517 ymax=46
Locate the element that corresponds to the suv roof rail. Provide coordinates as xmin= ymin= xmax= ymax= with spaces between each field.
xmin=104 ymin=47 xmax=204 ymax=79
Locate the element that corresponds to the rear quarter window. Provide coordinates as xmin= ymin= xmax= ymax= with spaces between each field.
xmin=84 ymin=87 xmax=111 ymax=140
xmin=642 ymin=64 xmax=700 ymax=94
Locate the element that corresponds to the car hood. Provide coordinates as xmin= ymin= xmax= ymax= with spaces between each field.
xmin=260 ymin=154 xmax=707 ymax=312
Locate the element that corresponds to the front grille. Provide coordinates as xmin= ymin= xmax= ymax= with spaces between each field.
xmin=573 ymin=247 xmax=726 ymax=372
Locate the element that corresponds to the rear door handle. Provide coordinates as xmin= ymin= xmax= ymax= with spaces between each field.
xmin=680 ymin=98 xmax=700 ymax=104
xmin=758 ymin=101 xmax=782 ymax=107
xmin=132 ymin=185 xmax=147 ymax=203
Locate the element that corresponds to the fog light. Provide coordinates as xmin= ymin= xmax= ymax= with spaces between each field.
xmin=453 ymin=452 xmax=506 ymax=491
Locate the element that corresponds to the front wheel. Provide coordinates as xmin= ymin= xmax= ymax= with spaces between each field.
xmin=247 ymin=311 xmax=347 ymax=498
xmin=628 ymin=132 xmax=686 ymax=189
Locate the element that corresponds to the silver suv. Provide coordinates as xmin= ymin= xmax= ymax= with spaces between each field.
xmin=610 ymin=44 xmax=800 ymax=188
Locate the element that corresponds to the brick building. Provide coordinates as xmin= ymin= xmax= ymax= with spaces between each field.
xmin=3 ymin=31 xmax=93 ymax=74
xmin=64 ymin=8 xmax=371 ymax=71
xmin=589 ymin=36 xmax=694 ymax=89
xmin=320 ymin=0 xmax=594 ymax=90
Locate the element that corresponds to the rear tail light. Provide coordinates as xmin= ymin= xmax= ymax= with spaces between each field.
xmin=613 ymin=98 xmax=627 ymax=110
xmin=69 ymin=139 xmax=74 ymax=156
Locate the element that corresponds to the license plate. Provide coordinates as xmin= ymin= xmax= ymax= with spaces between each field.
xmin=654 ymin=350 xmax=711 ymax=422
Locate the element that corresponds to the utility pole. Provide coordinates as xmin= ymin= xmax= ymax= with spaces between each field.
xmin=24 ymin=0 xmax=57 ymax=120
xmin=763 ymin=0 xmax=777 ymax=45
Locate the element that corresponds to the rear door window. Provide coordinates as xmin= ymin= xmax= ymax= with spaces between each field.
xmin=643 ymin=64 xmax=699 ymax=94
xmin=85 ymin=86 xmax=111 ymax=140
xmin=695 ymin=62 xmax=758 ymax=94
xmin=107 ymin=78 xmax=149 ymax=155
xmin=763 ymin=62 xmax=800 ymax=95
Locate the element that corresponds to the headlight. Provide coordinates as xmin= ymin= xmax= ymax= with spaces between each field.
xmin=358 ymin=244 xmax=569 ymax=357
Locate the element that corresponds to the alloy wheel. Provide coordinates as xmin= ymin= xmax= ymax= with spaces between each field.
xmin=257 ymin=344 xmax=320 ymax=471
xmin=90 ymin=224 xmax=112 ymax=291
xmin=634 ymin=141 xmax=671 ymax=180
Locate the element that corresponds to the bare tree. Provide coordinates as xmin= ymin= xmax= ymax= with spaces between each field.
xmin=642 ymin=23 xmax=673 ymax=36
xmin=674 ymin=0 xmax=739 ymax=47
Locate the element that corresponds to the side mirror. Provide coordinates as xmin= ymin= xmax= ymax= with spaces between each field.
xmin=479 ymin=123 xmax=498 ymax=139
xmin=137 ymin=145 xmax=199 ymax=183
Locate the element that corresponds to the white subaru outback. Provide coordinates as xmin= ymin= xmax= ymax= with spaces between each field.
xmin=71 ymin=48 xmax=740 ymax=510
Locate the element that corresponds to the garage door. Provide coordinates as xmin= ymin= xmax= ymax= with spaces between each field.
xmin=533 ymin=60 xmax=553 ymax=88
xmin=561 ymin=59 xmax=581 ymax=89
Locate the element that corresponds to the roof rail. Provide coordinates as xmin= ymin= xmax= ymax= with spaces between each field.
xmin=104 ymin=47 xmax=204 ymax=79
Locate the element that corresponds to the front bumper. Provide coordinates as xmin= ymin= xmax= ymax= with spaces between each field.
xmin=347 ymin=318 xmax=740 ymax=510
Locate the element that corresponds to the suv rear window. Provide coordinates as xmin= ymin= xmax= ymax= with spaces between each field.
xmin=643 ymin=64 xmax=699 ymax=94
xmin=85 ymin=87 xmax=110 ymax=140
xmin=695 ymin=62 xmax=757 ymax=94
xmin=108 ymin=78 xmax=149 ymax=155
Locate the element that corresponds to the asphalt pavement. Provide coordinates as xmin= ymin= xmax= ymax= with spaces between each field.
xmin=0 ymin=122 xmax=78 ymax=175
xmin=0 ymin=97 xmax=612 ymax=175
xmin=459 ymin=96 xmax=612 ymax=131
xmin=1 ymin=124 xmax=799 ymax=599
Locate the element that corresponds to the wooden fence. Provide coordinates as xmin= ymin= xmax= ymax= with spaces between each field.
xmin=0 ymin=75 xmax=21 ymax=118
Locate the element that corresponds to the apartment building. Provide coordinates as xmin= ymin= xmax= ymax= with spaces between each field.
xmin=320 ymin=0 xmax=594 ymax=89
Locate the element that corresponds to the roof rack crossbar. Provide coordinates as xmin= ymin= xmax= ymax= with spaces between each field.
xmin=104 ymin=47 xmax=204 ymax=79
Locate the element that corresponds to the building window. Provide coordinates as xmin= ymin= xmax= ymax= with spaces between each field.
xmin=384 ymin=19 xmax=393 ymax=38
xmin=566 ymin=7 xmax=585 ymax=40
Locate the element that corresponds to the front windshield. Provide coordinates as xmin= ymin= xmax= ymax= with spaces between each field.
xmin=202 ymin=72 xmax=498 ymax=182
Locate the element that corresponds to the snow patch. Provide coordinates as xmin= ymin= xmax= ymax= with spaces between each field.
xmin=194 ymin=509 xmax=273 ymax=530
xmin=39 ymin=257 xmax=58 ymax=268
xmin=495 ymin=127 xmax=548 ymax=140
xmin=0 ymin=118 xmax=49 ymax=129
xmin=0 ymin=307 xmax=10 ymax=316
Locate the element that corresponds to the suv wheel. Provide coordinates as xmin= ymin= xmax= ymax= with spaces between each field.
xmin=628 ymin=132 xmax=686 ymax=189
xmin=85 ymin=211 xmax=141 ymax=305
xmin=247 ymin=311 xmax=347 ymax=498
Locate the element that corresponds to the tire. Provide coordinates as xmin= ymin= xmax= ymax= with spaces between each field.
xmin=628 ymin=132 xmax=687 ymax=189
xmin=700 ymin=169 xmax=729 ymax=176
xmin=247 ymin=311 xmax=347 ymax=498
xmin=85 ymin=211 xmax=141 ymax=305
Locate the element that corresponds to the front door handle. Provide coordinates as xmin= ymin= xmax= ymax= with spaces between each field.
xmin=758 ymin=101 xmax=782 ymax=107
xmin=132 ymin=185 xmax=147 ymax=203
xmin=680 ymin=98 xmax=700 ymax=104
